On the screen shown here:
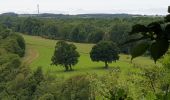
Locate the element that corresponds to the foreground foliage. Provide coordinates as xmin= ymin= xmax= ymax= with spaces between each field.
xmin=128 ymin=6 xmax=170 ymax=62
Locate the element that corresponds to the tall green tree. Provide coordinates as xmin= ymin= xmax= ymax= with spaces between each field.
xmin=90 ymin=41 xmax=119 ymax=68
xmin=51 ymin=41 xmax=80 ymax=71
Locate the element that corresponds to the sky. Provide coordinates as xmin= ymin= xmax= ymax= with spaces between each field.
xmin=0 ymin=0 xmax=170 ymax=15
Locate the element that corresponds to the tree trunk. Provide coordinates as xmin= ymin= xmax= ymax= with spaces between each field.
xmin=69 ymin=65 xmax=72 ymax=71
xmin=65 ymin=65 xmax=69 ymax=71
xmin=105 ymin=61 xmax=108 ymax=69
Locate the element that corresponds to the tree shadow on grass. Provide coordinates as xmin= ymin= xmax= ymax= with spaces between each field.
xmin=47 ymin=68 xmax=79 ymax=74
xmin=92 ymin=66 xmax=120 ymax=70
xmin=46 ymin=65 xmax=121 ymax=75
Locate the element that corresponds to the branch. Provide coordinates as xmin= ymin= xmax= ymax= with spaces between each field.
xmin=119 ymin=37 xmax=146 ymax=46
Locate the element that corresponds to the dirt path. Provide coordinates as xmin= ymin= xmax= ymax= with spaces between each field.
xmin=22 ymin=46 xmax=39 ymax=66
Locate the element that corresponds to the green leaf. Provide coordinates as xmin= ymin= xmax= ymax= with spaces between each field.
xmin=165 ymin=14 xmax=170 ymax=22
xmin=130 ymin=24 xmax=148 ymax=35
xmin=150 ymin=39 xmax=169 ymax=63
xmin=131 ymin=42 xmax=150 ymax=60
xmin=147 ymin=22 xmax=162 ymax=35
xmin=168 ymin=6 xmax=170 ymax=13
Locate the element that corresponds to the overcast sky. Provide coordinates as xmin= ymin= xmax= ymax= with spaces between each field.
xmin=0 ymin=0 xmax=170 ymax=15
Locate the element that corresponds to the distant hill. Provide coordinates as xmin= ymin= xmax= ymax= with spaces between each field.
xmin=76 ymin=14 xmax=141 ymax=18
xmin=0 ymin=12 xmax=18 ymax=17
xmin=0 ymin=12 xmax=143 ymax=19
xmin=19 ymin=13 xmax=142 ymax=19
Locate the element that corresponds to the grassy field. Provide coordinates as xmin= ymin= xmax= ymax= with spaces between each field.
xmin=22 ymin=34 xmax=159 ymax=78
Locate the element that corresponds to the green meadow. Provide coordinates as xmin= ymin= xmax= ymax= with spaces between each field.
xmin=22 ymin=34 xmax=158 ymax=78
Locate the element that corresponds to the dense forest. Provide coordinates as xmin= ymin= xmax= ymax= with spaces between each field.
xmin=0 ymin=14 xmax=161 ymax=53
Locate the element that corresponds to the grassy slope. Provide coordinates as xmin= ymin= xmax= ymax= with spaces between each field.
xmin=22 ymin=34 xmax=158 ymax=78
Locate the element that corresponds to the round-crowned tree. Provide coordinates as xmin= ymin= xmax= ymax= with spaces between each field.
xmin=51 ymin=41 xmax=80 ymax=71
xmin=90 ymin=41 xmax=119 ymax=68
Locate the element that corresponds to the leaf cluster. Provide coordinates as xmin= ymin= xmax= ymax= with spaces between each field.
xmin=127 ymin=7 xmax=170 ymax=62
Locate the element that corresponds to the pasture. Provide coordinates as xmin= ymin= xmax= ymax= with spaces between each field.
xmin=22 ymin=34 xmax=158 ymax=78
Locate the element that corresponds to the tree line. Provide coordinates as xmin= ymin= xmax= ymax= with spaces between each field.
xmin=0 ymin=15 xmax=161 ymax=53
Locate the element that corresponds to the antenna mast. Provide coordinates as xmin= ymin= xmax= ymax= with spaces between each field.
xmin=37 ymin=4 xmax=40 ymax=15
